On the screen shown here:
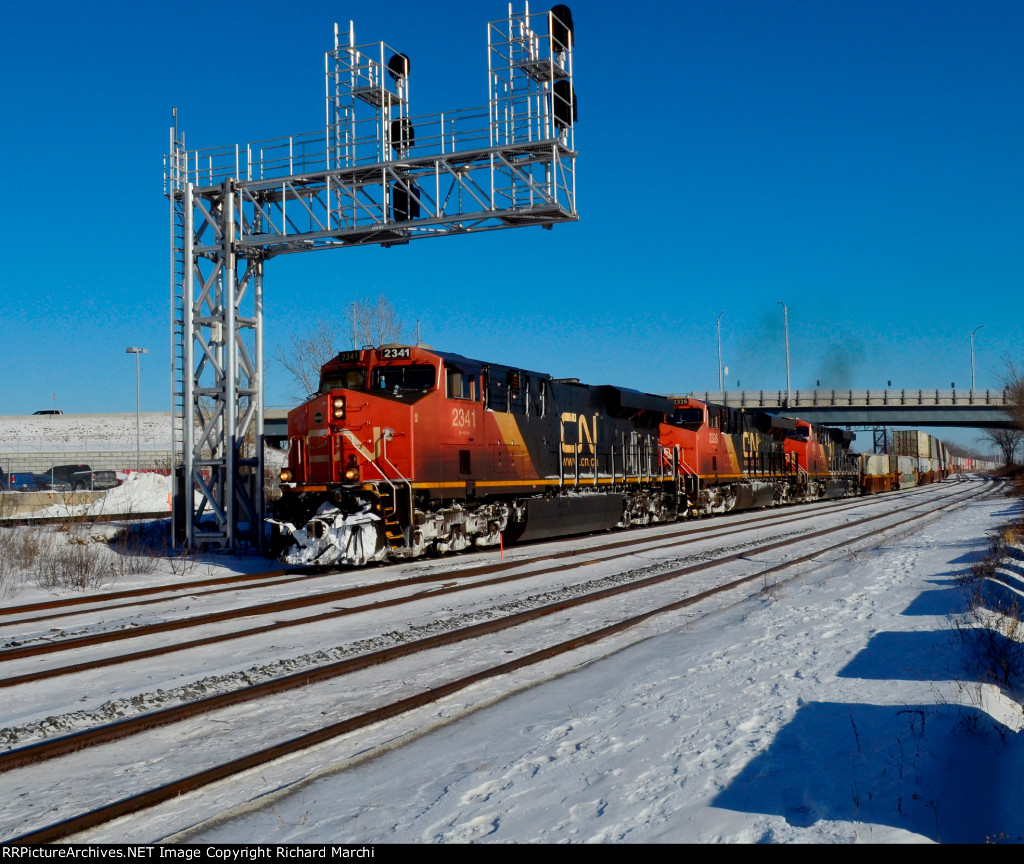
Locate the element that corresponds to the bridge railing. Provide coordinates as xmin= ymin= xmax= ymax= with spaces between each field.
xmin=683 ymin=389 xmax=1011 ymax=409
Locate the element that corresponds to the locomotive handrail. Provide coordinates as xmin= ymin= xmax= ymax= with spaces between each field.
xmin=377 ymin=437 xmax=409 ymax=490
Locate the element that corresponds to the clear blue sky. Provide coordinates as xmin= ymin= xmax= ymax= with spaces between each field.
xmin=1 ymin=1 xmax=1020 ymax=453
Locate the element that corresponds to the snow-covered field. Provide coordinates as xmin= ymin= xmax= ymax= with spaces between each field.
xmin=1 ymin=414 xmax=1021 ymax=844
xmin=174 ymin=486 xmax=1024 ymax=845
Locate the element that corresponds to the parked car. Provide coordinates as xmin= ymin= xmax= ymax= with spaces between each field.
xmin=45 ymin=464 xmax=119 ymax=491
xmin=8 ymin=472 xmax=39 ymax=492
xmin=32 ymin=473 xmax=72 ymax=492
xmin=32 ymin=409 xmax=63 ymax=415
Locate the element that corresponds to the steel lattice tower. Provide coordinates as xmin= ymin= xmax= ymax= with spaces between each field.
xmin=164 ymin=4 xmax=578 ymax=550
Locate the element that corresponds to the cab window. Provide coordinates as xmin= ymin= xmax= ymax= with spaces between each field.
xmin=320 ymin=368 xmax=367 ymax=392
xmin=446 ymin=365 xmax=478 ymax=400
xmin=372 ymin=364 xmax=436 ymax=392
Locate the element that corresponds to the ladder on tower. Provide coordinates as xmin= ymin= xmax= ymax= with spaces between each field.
xmin=167 ymin=131 xmax=188 ymax=541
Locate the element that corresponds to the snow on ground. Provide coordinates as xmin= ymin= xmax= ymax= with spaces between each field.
xmin=155 ymin=488 xmax=1021 ymax=845
xmin=2 ymin=414 xmax=1023 ymax=844
xmin=21 ymin=481 xmax=1013 ymax=845
xmin=27 ymin=471 xmax=174 ymax=518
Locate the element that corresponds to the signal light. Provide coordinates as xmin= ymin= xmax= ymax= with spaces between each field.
xmin=549 ymin=5 xmax=574 ymax=53
xmin=387 ymin=53 xmax=410 ymax=80
xmin=553 ymin=80 xmax=576 ymax=131
xmin=391 ymin=117 xmax=415 ymax=154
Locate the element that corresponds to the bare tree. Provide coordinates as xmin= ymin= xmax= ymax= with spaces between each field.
xmin=274 ymin=296 xmax=406 ymax=401
xmin=976 ymin=359 xmax=1024 ymax=467
xmin=1002 ymin=359 xmax=1024 ymax=430
xmin=274 ymin=316 xmax=346 ymax=401
xmin=982 ymin=427 xmax=1023 ymax=467
xmin=355 ymin=294 xmax=405 ymax=349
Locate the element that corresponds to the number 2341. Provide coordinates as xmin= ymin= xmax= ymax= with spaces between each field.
xmin=451 ymin=408 xmax=476 ymax=428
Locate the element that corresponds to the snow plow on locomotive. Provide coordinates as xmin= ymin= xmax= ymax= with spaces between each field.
xmin=268 ymin=345 xmax=861 ymax=566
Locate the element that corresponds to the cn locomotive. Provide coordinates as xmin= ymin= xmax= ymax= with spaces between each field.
xmin=269 ymin=344 xmax=861 ymax=566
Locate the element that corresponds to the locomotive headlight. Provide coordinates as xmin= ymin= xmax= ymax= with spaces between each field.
xmin=332 ymin=396 xmax=346 ymax=420
xmin=343 ymin=465 xmax=359 ymax=481
xmin=280 ymin=468 xmax=293 ymax=483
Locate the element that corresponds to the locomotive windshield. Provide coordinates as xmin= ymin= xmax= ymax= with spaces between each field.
xmin=671 ymin=407 xmax=705 ymax=427
xmin=320 ymin=368 xmax=367 ymax=392
xmin=372 ymin=364 xmax=436 ymax=392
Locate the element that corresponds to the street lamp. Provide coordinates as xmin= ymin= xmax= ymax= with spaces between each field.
xmin=970 ymin=325 xmax=985 ymax=391
xmin=126 ymin=347 xmax=148 ymax=472
xmin=778 ymin=301 xmax=791 ymax=408
xmin=717 ymin=310 xmax=725 ymax=391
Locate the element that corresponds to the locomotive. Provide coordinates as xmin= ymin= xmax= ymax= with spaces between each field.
xmin=268 ymin=344 xmax=861 ymax=566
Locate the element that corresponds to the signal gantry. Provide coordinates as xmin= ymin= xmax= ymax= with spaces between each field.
xmin=164 ymin=4 xmax=577 ymax=550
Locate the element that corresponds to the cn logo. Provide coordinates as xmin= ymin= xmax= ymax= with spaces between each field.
xmin=560 ymin=412 xmax=597 ymax=455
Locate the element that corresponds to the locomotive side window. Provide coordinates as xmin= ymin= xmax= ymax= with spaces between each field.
xmin=507 ymin=371 xmax=527 ymax=413
xmin=446 ymin=365 xmax=478 ymax=401
xmin=372 ymin=364 xmax=436 ymax=392
xmin=485 ymin=372 xmax=506 ymax=411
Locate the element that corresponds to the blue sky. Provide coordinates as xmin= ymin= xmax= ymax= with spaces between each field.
xmin=1 ymin=0 xmax=1020 ymax=453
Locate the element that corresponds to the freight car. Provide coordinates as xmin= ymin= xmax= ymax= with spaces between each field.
xmin=269 ymin=345 xmax=859 ymax=566
xmin=859 ymin=429 xmax=954 ymax=493
xmin=858 ymin=453 xmax=920 ymax=493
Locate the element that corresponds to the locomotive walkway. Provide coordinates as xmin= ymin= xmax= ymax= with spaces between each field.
xmin=686 ymin=388 xmax=1013 ymax=429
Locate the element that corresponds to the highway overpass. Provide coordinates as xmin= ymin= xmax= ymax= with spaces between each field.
xmin=682 ymin=389 xmax=1014 ymax=429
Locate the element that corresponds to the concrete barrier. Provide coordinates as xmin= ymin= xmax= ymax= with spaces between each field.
xmin=0 ymin=491 xmax=107 ymax=517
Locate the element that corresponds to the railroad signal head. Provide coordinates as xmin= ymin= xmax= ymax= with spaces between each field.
xmin=387 ymin=53 xmax=410 ymax=81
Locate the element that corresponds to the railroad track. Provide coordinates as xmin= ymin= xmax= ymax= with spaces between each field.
xmin=1 ymin=477 xmax=994 ymax=843
xmin=0 ymin=477 xmax=962 ymax=627
xmin=0 ymin=481 xmax=965 ymax=677
xmin=0 ymin=511 xmax=171 ymax=528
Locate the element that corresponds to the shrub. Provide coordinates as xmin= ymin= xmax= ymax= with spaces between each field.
xmin=34 ymin=538 xmax=107 ymax=591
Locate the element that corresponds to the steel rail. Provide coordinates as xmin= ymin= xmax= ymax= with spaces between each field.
xmin=0 ymin=511 xmax=171 ymax=528
xmin=0 ymin=479 xmax=961 ymax=624
xmin=1 ymin=481 xmax=990 ymax=777
xmin=0 ymin=482 xmax=960 ymax=677
xmin=9 ymin=479 xmax=994 ymax=844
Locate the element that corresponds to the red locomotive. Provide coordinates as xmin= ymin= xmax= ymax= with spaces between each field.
xmin=269 ymin=345 xmax=861 ymax=566
xmin=659 ymin=398 xmax=858 ymax=514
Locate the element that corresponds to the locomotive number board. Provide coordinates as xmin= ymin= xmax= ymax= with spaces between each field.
xmin=379 ymin=347 xmax=412 ymax=359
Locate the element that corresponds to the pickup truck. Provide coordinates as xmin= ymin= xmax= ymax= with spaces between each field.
xmin=45 ymin=464 xmax=120 ymax=491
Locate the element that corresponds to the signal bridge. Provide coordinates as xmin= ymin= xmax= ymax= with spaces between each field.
xmin=164 ymin=5 xmax=577 ymax=550
xmin=686 ymin=388 xmax=1014 ymax=429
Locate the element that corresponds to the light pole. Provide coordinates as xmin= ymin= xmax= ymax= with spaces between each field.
xmin=970 ymin=325 xmax=985 ymax=390
xmin=778 ymin=301 xmax=790 ymax=407
xmin=126 ymin=347 xmax=148 ymax=472
xmin=717 ymin=311 xmax=725 ymax=391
